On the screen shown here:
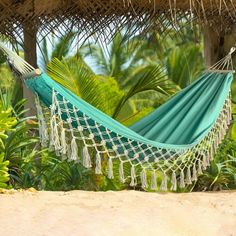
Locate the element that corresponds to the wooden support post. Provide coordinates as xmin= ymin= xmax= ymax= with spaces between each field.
xmin=203 ymin=26 xmax=225 ymax=67
xmin=203 ymin=25 xmax=236 ymax=67
xmin=23 ymin=22 xmax=38 ymax=116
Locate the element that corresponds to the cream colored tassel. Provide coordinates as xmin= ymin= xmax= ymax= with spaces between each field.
xmin=186 ymin=167 xmax=192 ymax=185
xmin=170 ymin=171 xmax=177 ymax=191
xmin=180 ymin=170 xmax=185 ymax=188
xmin=95 ymin=153 xmax=102 ymax=174
xmin=119 ymin=162 xmax=125 ymax=183
xmin=198 ymin=160 xmax=203 ymax=175
xmin=82 ymin=146 xmax=92 ymax=168
xmin=60 ymin=127 xmax=67 ymax=155
xmin=53 ymin=122 xmax=61 ymax=152
xmin=108 ymin=158 xmax=114 ymax=179
xmin=160 ymin=172 xmax=168 ymax=191
xmin=130 ymin=165 xmax=136 ymax=187
xmin=141 ymin=169 xmax=148 ymax=189
xmin=206 ymin=152 xmax=210 ymax=167
xmin=151 ymin=171 xmax=157 ymax=190
xmin=70 ymin=137 xmax=78 ymax=161
xmin=49 ymin=117 xmax=55 ymax=151
xmin=202 ymin=154 xmax=207 ymax=170
xmin=192 ymin=163 xmax=198 ymax=181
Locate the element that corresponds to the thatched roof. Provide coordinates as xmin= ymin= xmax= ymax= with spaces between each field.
xmin=1 ymin=0 xmax=236 ymax=41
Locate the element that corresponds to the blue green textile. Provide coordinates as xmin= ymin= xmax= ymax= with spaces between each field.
xmin=25 ymin=71 xmax=233 ymax=150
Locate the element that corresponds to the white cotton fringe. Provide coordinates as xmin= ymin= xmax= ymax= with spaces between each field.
xmin=119 ymin=162 xmax=125 ymax=183
xmin=82 ymin=146 xmax=92 ymax=168
xmin=170 ymin=171 xmax=177 ymax=191
xmin=108 ymin=158 xmax=114 ymax=179
xmin=70 ymin=137 xmax=78 ymax=161
xmin=179 ymin=170 xmax=185 ymax=189
xmin=151 ymin=171 xmax=157 ymax=190
xmin=141 ymin=169 xmax=148 ymax=189
xmin=95 ymin=153 xmax=102 ymax=174
xmin=160 ymin=172 xmax=168 ymax=191
xmin=60 ymin=127 xmax=67 ymax=155
xmin=192 ymin=163 xmax=198 ymax=182
xmin=130 ymin=165 xmax=136 ymax=187
xmin=186 ymin=167 xmax=192 ymax=185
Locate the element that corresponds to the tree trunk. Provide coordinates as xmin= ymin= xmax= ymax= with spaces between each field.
xmin=203 ymin=25 xmax=236 ymax=67
xmin=23 ymin=22 xmax=38 ymax=116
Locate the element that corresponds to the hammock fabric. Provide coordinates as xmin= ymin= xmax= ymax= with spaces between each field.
xmin=0 ymin=44 xmax=233 ymax=191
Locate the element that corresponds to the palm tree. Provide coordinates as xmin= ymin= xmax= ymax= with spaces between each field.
xmin=40 ymin=31 xmax=173 ymax=122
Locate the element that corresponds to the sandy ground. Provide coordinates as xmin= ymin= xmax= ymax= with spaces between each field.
xmin=0 ymin=190 xmax=236 ymax=236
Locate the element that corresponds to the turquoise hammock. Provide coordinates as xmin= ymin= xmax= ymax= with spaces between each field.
xmin=0 ymin=43 xmax=234 ymax=191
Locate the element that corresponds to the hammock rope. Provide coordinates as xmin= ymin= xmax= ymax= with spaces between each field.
xmin=0 ymin=43 xmax=234 ymax=191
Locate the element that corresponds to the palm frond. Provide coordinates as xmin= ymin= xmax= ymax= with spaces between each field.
xmin=47 ymin=57 xmax=108 ymax=112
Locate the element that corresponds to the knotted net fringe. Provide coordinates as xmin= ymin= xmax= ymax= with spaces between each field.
xmin=36 ymin=89 xmax=232 ymax=191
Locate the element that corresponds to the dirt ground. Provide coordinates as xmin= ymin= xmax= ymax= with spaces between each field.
xmin=0 ymin=190 xmax=236 ymax=236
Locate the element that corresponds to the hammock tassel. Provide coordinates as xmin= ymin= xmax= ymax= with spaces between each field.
xmin=151 ymin=171 xmax=157 ymax=190
xmin=180 ymin=170 xmax=185 ymax=188
xmin=60 ymin=127 xmax=67 ymax=155
xmin=186 ymin=167 xmax=192 ymax=185
xmin=160 ymin=172 xmax=168 ymax=191
xmin=70 ymin=137 xmax=78 ymax=161
xmin=141 ymin=169 xmax=148 ymax=189
xmin=119 ymin=162 xmax=125 ymax=183
xmin=108 ymin=157 xmax=114 ymax=179
xmin=202 ymin=154 xmax=207 ymax=170
xmin=95 ymin=153 xmax=102 ymax=174
xmin=130 ymin=165 xmax=137 ymax=187
xmin=197 ymin=160 xmax=203 ymax=175
xmin=53 ymin=121 xmax=61 ymax=153
xmin=49 ymin=115 xmax=55 ymax=151
xmin=191 ymin=163 xmax=198 ymax=182
xmin=170 ymin=171 xmax=177 ymax=191
xmin=82 ymin=146 xmax=92 ymax=168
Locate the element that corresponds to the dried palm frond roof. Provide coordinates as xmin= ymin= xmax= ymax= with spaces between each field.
xmin=1 ymin=0 xmax=236 ymax=41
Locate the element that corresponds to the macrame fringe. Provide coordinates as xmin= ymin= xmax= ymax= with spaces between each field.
xmin=82 ymin=146 xmax=92 ymax=168
xmin=49 ymin=115 xmax=55 ymax=151
xmin=130 ymin=165 xmax=136 ymax=187
xmin=197 ymin=160 xmax=203 ymax=175
xmin=202 ymin=154 xmax=207 ymax=170
xmin=70 ymin=137 xmax=78 ymax=161
xmin=60 ymin=127 xmax=67 ymax=155
xmin=95 ymin=153 xmax=102 ymax=174
xmin=160 ymin=172 xmax=168 ymax=191
xmin=119 ymin=162 xmax=125 ymax=183
xmin=170 ymin=171 xmax=177 ymax=191
xmin=108 ymin=157 xmax=114 ymax=179
xmin=141 ymin=169 xmax=148 ymax=189
xmin=186 ymin=167 xmax=192 ymax=185
xmin=192 ymin=163 xmax=198 ymax=182
xmin=180 ymin=170 xmax=185 ymax=188
xmin=52 ymin=119 xmax=61 ymax=154
xmin=151 ymin=171 xmax=157 ymax=190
